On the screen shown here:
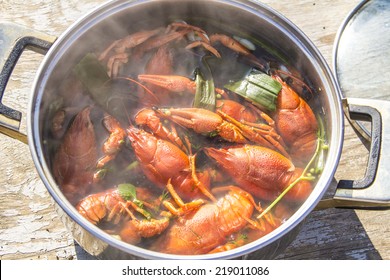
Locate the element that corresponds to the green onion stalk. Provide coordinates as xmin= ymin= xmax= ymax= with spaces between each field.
xmin=257 ymin=116 xmax=328 ymax=220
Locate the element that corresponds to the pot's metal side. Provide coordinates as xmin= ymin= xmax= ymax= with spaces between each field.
xmin=54 ymin=203 xmax=141 ymax=259
xmin=28 ymin=0 xmax=344 ymax=259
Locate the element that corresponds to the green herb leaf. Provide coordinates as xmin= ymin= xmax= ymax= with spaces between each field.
xmin=118 ymin=183 xmax=137 ymax=201
xmin=125 ymin=161 xmax=139 ymax=172
xmin=193 ymin=69 xmax=216 ymax=111
xmin=246 ymin=71 xmax=282 ymax=93
xmin=73 ymin=53 xmax=110 ymax=90
xmin=73 ymin=53 xmax=136 ymax=124
xmin=117 ymin=183 xmax=153 ymax=219
xmin=160 ymin=190 xmax=170 ymax=202
xmin=224 ymin=70 xmax=281 ymax=111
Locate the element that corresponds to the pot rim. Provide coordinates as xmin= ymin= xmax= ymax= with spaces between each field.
xmin=27 ymin=0 xmax=344 ymax=259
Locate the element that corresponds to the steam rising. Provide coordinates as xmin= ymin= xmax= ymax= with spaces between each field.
xmin=36 ymin=0 xmax=325 ymax=257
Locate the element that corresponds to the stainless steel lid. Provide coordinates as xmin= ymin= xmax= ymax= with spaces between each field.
xmin=334 ymin=0 xmax=390 ymax=137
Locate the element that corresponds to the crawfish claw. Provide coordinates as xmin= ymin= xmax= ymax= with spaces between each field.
xmin=138 ymin=74 xmax=196 ymax=93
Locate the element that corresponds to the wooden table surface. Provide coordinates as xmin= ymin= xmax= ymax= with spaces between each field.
xmin=1 ymin=0 xmax=389 ymax=260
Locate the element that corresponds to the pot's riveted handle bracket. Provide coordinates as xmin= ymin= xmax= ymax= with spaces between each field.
xmin=0 ymin=22 xmax=56 ymax=143
xmin=317 ymin=97 xmax=390 ymax=209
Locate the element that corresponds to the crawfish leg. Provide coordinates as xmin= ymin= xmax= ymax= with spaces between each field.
xmin=262 ymin=134 xmax=290 ymax=159
xmin=119 ymin=214 xmax=170 ymax=245
xmin=182 ymin=137 xmax=216 ymax=202
xmin=241 ymin=118 xmax=288 ymax=153
xmin=189 ymin=155 xmax=217 ymax=202
xmin=218 ymin=110 xmax=289 ymax=158
xmin=135 ymin=108 xmax=187 ymax=152
xmin=106 ymin=202 xmax=128 ymax=224
xmin=185 ymin=41 xmax=221 ymax=58
xmin=107 ymin=53 xmax=129 ymax=77
xmin=96 ymin=114 xmax=126 ymax=169
xmin=241 ymin=120 xmax=288 ymax=148
xmin=162 ymin=179 xmax=205 ymax=216
xmin=98 ymin=39 xmax=121 ymax=61
xmin=168 ymin=123 xmax=188 ymax=154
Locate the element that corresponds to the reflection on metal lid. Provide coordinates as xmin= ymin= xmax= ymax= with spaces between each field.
xmin=334 ymin=0 xmax=390 ymax=100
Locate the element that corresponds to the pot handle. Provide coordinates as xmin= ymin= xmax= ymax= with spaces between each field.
xmin=317 ymin=97 xmax=390 ymax=209
xmin=0 ymin=22 xmax=56 ymax=143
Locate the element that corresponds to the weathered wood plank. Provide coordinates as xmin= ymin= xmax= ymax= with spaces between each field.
xmin=1 ymin=0 xmax=389 ymax=260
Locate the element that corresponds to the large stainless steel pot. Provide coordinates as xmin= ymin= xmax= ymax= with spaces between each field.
xmin=1 ymin=0 xmax=389 ymax=260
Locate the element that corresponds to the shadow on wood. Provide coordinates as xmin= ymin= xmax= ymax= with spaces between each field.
xmin=277 ymin=208 xmax=381 ymax=259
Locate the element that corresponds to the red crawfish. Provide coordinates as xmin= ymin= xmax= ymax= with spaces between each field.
xmin=52 ymin=106 xmax=98 ymax=204
xmin=149 ymin=186 xmax=260 ymax=255
xmin=273 ymin=75 xmax=318 ymax=166
xmin=126 ymin=126 xmax=215 ymax=201
xmin=206 ymin=145 xmax=313 ymax=202
xmin=76 ymin=187 xmax=169 ymax=245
